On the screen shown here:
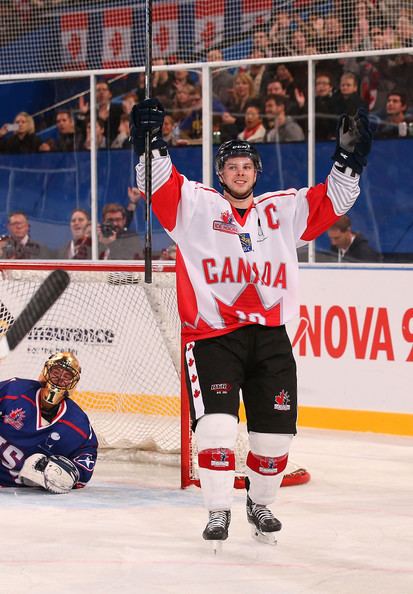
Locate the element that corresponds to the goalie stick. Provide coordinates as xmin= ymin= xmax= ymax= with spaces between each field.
xmin=0 ymin=269 xmax=70 ymax=359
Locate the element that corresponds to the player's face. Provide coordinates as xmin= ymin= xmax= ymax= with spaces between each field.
xmin=221 ymin=157 xmax=256 ymax=204
xmin=48 ymin=364 xmax=77 ymax=389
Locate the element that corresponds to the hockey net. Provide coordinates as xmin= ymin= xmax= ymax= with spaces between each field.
xmin=0 ymin=262 xmax=309 ymax=487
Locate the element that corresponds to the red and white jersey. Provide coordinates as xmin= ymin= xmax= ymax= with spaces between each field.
xmin=136 ymin=154 xmax=360 ymax=342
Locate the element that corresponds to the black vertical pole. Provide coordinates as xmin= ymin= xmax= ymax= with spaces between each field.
xmin=144 ymin=0 xmax=153 ymax=283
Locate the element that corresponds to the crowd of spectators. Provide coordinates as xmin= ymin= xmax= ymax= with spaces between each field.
xmin=1 ymin=47 xmax=412 ymax=154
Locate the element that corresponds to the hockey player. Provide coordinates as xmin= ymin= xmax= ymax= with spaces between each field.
xmin=130 ymin=99 xmax=372 ymax=544
xmin=0 ymin=351 xmax=97 ymax=493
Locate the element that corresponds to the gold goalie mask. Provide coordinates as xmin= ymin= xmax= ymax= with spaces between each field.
xmin=40 ymin=352 xmax=81 ymax=408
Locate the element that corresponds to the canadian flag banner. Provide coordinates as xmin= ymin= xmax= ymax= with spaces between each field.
xmin=194 ymin=0 xmax=225 ymax=55
xmin=241 ymin=0 xmax=273 ymax=34
xmin=152 ymin=3 xmax=179 ymax=60
xmin=61 ymin=12 xmax=88 ymax=70
xmin=102 ymin=7 xmax=133 ymax=69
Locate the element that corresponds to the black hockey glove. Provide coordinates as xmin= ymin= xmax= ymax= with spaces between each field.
xmin=130 ymin=98 xmax=166 ymax=157
xmin=332 ymin=108 xmax=372 ymax=175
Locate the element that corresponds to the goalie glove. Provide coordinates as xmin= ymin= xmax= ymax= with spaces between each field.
xmin=130 ymin=98 xmax=167 ymax=157
xmin=19 ymin=453 xmax=79 ymax=494
xmin=332 ymin=107 xmax=372 ymax=175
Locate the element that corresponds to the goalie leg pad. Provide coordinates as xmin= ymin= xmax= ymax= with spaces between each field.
xmin=44 ymin=455 xmax=80 ymax=494
xmin=246 ymin=433 xmax=293 ymax=506
xmin=196 ymin=414 xmax=237 ymax=511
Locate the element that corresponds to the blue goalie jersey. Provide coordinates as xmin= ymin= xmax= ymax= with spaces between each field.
xmin=0 ymin=377 xmax=98 ymax=488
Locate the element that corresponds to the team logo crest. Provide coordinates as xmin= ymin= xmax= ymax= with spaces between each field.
xmin=213 ymin=210 xmax=238 ymax=235
xmin=259 ymin=457 xmax=278 ymax=474
xmin=211 ymin=448 xmax=231 ymax=468
xmin=74 ymin=453 xmax=96 ymax=472
xmin=274 ymin=389 xmax=291 ymax=411
xmin=4 ymin=408 xmax=26 ymax=430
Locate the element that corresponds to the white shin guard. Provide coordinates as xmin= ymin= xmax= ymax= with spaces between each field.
xmin=195 ymin=414 xmax=238 ymax=511
xmin=246 ymin=432 xmax=294 ymax=506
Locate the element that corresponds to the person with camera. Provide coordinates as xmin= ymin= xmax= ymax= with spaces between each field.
xmin=0 ymin=211 xmax=51 ymax=259
xmin=98 ymin=203 xmax=142 ymax=260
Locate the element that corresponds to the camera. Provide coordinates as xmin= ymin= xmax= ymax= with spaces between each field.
xmin=101 ymin=223 xmax=117 ymax=238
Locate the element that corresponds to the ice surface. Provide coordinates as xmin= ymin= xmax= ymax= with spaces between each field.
xmin=1 ymin=428 xmax=412 ymax=594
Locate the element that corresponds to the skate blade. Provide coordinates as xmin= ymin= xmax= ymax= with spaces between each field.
xmin=209 ymin=539 xmax=224 ymax=555
xmin=251 ymin=526 xmax=278 ymax=545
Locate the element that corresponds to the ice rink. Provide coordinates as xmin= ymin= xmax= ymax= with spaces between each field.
xmin=1 ymin=428 xmax=412 ymax=594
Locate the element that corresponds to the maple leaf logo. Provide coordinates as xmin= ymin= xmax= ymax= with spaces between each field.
xmin=274 ymin=390 xmax=290 ymax=411
xmin=214 ymin=284 xmax=281 ymax=328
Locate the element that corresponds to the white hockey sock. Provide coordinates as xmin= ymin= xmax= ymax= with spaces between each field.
xmin=246 ymin=432 xmax=294 ymax=506
xmin=195 ymin=414 xmax=237 ymax=511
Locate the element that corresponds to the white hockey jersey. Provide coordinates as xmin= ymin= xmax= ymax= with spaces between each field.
xmin=136 ymin=154 xmax=360 ymax=342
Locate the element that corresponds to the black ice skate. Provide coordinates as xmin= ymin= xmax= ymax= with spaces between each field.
xmin=246 ymin=494 xmax=281 ymax=545
xmin=202 ymin=510 xmax=231 ymax=552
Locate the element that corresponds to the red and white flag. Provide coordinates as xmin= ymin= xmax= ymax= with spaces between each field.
xmin=61 ymin=12 xmax=88 ymax=70
xmin=241 ymin=0 xmax=273 ymax=34
xmin=102 ymin=7 xmax=133 ymax=69
xmin=152 ymin=3 xmax=179 ymax=60
xmin=194 ymin=0 xmax=225 ymax=55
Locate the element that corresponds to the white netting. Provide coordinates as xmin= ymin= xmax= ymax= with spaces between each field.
xmin=0 ymin=1 xmax=411 ymax=77
xmin=0 ymin=267 xmax=181 ymax=454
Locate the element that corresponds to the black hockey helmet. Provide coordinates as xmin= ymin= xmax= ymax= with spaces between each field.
xmin=214 ymin=140 xmax=263 ymax=176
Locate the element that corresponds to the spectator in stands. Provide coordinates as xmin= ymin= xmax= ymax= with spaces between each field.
xmin=266 ymin=79 xmax=287 ymax=98
xmin=80 ymin=118 xmax=106 ymax=151
xmin=98 ymin=203 xmax=142 ymax=260
xmin=351 ymin=1 xmax=372 ymax=51
xmin=396 ymin=15 xmax=413 ymax=48
xmin=169 ymin=83 xmax=196 ymax=127
xmin=264 ymin=96 xmax=305 ymax=143
xmin=252 ymin=29 xmax=272 ymax=57
xmin=206 ymin=49 xmax=234 ymax=106
xmin=327 ymin=215 xmax=381 ymax=262
xmin=161 ymin=114 xmax=179 ymax=146
xmin=237 ymin=101 xmax=266 ymax=143
xmin=245 ymin=50 xmax=274 ymax=98
xmin=46 ymin=109 xmax=79 ymax=152
xmin=121 ymin=92 xmax=137 ymax=116
xmin=55 ymin=208 xmax=91 ymax=259
xmin=111 ymin=113 xmax=131 ymax=149
xmin=159 ymin=243 xmax=177 ymax=261
xmin=0 ymin=211 xmax=51 ymax=259
xmin=269 ymin=11 xmax=291 ymax=56
xmin=315 ymin=72 xmax=337 ymax=140
xmin=178 ymin=86 xmax=227 ymax=145
xmin=331 ymin=72 xmax=365 ymax=117
xmin=321 ymin=15 xmax=344 ymax=54
xmin=125 ymin=186 xmax=143 ymax=229
xmin=375 ymin=91 xmax=411 ymax=139
xmin=136 ymin=59 xmax=174 ymax=108
xmin=0 ymin=112 xmax=49 ymax=154
xmin=177 ymin=86 xmax=203 ymax=144
xmin=77 ymin=80 xmax=122 ymax=146
xmin=225 ymin=72 xmax=256 ymax=134
xmin=211 ymin=113 xmax=239 ymax=144
xmin=274 ymin=64 xmax=297 ymax=99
